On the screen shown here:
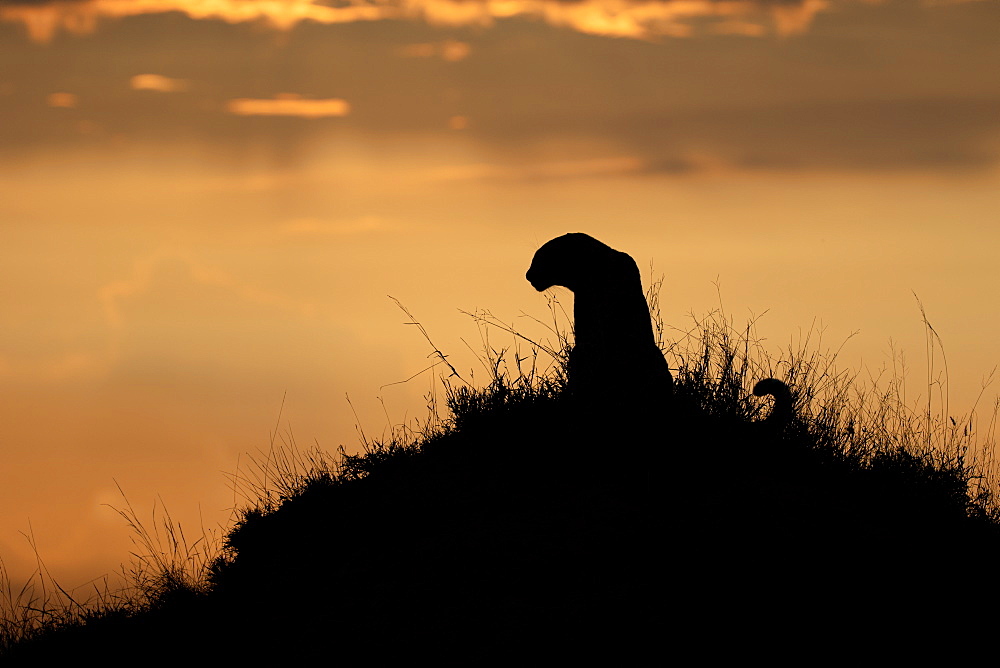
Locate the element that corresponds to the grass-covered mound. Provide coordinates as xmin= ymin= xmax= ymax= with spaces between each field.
xmin=4 ymin=313 xmax=1000 ymax=661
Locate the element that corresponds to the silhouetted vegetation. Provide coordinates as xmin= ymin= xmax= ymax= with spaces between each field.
xmin=4 ymin=307 xmax=999 ymax=661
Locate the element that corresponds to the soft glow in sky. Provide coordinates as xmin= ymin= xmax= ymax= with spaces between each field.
xmin=1 ymin=0 xmax=999 ymax=592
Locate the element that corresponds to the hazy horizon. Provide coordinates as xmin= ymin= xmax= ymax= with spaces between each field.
xmin=2 ymin=0 xmax=999 ymax=589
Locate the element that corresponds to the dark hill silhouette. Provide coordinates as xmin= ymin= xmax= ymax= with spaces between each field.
xmin=6 ymin=353 xmax=998 ymax=662
xmin=4 ymin=237 xmax=999 ymax=661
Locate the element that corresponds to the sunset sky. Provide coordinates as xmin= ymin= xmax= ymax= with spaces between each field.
xmin=1 ymin=0 xmax=999 ymax=589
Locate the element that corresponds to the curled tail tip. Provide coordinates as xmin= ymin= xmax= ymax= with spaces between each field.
xmin=753 ymin=378 xmax=793 ymax=427
xmin=753 ymin=377 xmax=789 ymax=398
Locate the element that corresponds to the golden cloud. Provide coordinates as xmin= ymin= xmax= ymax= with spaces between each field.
xmin=1 ymin=0 xmax=837 ymax=44
xmin=399 ymin=39 xmax=471 ymax=62
xmin=46 ymin=91 xmax=78 ymax=107
xmin=0 ymin=0 xmax=391 ymax=44
xmin=130 ymin=73 xmax=188 ymax=92
xmin=425 ymin=156 xmax=645 ymax=181
xmin=226 ymin=94 xmax=351 ymax=118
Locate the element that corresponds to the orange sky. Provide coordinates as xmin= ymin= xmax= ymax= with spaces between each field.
xmin=1 ymin=0 xmax=999 ymax=591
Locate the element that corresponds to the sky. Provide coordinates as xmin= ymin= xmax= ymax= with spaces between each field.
xmin=1 ymin=0 xmax=999 ymax=590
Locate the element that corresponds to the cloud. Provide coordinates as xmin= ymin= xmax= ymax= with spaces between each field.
xmin=226 ymin=94 xmax=350 ymax=118
xmin=130 ymin=73 xmax=188 ymax=92
xmin=0 ymin=0 xmax=391 ymax=43
xmin=0 ymin=350 xmax=106 ymax=382
xmin=278 ymin=216 xmax=389 ymax=237
xmin=399 ymin=39 xmax=471 ymax=62
xmin=99 ymin=248 xmax=319 ymax=334
xmin=90 ymin=248 xmax=349 ymax=390
xmin=690 ymin=97 xmax=1000 ymax=173
xmin=709 ymin=19 xmax=768 ymax=36
xmin=46 ymin=91 xmax=78 ymax=107
xmin=424 ymin=155 xmax=646 ymax=182
xmin=0 ymin=0 xmax=843 ymax=44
